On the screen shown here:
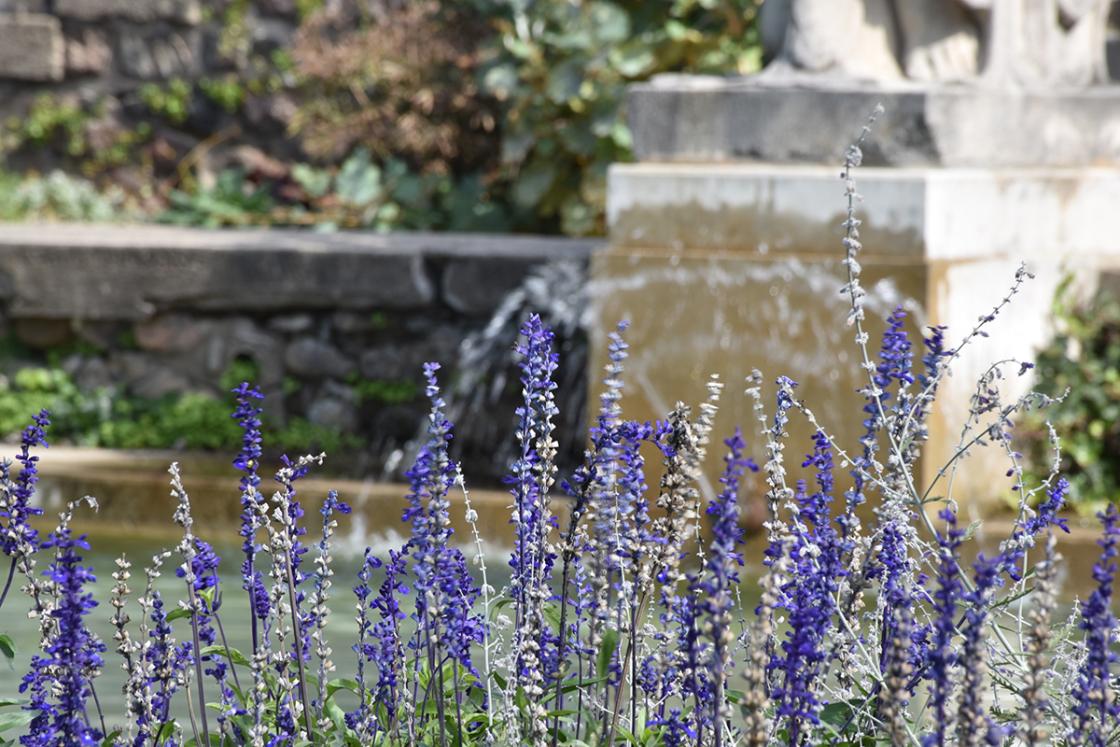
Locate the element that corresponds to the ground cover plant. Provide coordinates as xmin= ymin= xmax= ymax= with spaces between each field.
xmin=0 ymin=112 xmax=1115 ymax=745
xmin=0 ymin=1 xmax=764 ymax=235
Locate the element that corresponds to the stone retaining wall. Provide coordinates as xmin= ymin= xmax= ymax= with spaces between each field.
xmin=0 ymin=1 xmax=270 ymax=83
xmin=0 ymin=0 xmax=306 ymax=184
xmin=0 ymin=224 xmax=600 ymax=481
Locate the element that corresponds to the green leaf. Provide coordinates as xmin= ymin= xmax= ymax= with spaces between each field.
xmin=0 ymin=712 xmax=33 ymax=734
xmin=546 ymin=59 xmax=584 ymax=104
xmin=326 ymin=678 xmax=359 ymax=698
xmin=589 ymin=2 xmax=630 ymax=43
xmin=482 ymin=63 xmax=520 ymax=100
xmin=166 ymin=607 xmax=192 ymax=623
xmin=597 ymin=628 xmax=619 ymax=680
xmin=610 ymin=46 xmax=655 ymax=78
xmin=512 ymin=159 xmax=556 ymax=209
xmin=336 ymin=148 xmax=382 ymax=207
xmin=198 ymin=644 xmax=251 ymax=668
xmin=325 ymin=699 xmax=348 ymax=733
xmin=292 ymin=163 xmax=331 ymax=199
xmin=0 ymin=635 xmax=14 ymax=660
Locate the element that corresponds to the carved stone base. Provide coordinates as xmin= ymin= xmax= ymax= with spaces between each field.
xmin=628 ymin=74 xmax=1120 ymax=168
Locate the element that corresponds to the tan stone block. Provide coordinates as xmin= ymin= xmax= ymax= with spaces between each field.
xmin=0 ymin=13 xmax=63 ymax=81
xmin=65 ymin=28 xmax=112 ymax=75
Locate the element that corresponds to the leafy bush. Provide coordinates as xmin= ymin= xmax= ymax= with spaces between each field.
xmin=1025 ymin=277 xmax=1120 ymax=514
xmin=480 ymin=0 xmax=764 ymax=234
xmin=0 ymin=118 xmax=1112 ymax=746
xmin=0 ymin=170 xmax=122 ymax=222
xmin=160 ymin=147 xmax=507 ymax=232
xmin=1 ymin=2 xmax=764 ymax=235
xmin=0 ymin=364 xmax=352 ymax=454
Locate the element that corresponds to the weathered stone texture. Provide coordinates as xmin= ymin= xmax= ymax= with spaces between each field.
xmin=118 ymin=29 xmax=201 ymax=79
xmin=0 ymin=224 xmax=597 ymax=484
xmin=284 ymin=338 xmax=355 ymax=380
xmin=628 ymin=76 xmax=1120 ymax=168
xmin=0 ymin=1 xmax=48 ymax=12
xmin=0 ymin=226 xmax=445 ymax=320
xmin=134 ymin=314 xmax=210 ymax=352
xmin=0 ymin=13 xmax=63 ymax=81
xmin=442 ymin=258 xmax=540 ymax=315
xmin=13 ymin=318 xmax=72 ymax=348
xmin=65 ymin=29 xmax=112 ymax=75
xmin=55 ymin=0 xmax=201 ymax=25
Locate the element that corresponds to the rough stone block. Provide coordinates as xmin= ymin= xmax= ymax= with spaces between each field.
xmin=119 ymin=29 xmax=201 ymax=79
xmin=285 ymin=337 xmax=355 ymax=380
xmin=628 ymin=74 xmax=1120 ymax=167
xmin=0 ymin=226 xmax=608 ymax=323
xmin=55 ymin=0 xmax=201 ymax=24
xmin=0 ymin=14 xmax=63 ymax=82
xmin=0 ymin=1 xmax=48 ymax=11
xmin=13 ymin=318 xmax=72 ymax=349
xmin=65 ymin=29 xmax=112 ymax=75
xmin=134 ymin=314 xmax=211 ymax=353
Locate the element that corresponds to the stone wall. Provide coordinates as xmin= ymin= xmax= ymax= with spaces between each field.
xmin=0 ymin=224 xmax=599 ymax=482
xmin=0 ymin=0 xmax=304 ymax=181
xmin=0 ymin=1 xmax=284 ymax=84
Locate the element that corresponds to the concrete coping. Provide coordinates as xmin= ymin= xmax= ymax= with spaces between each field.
xmin=0 ymin=223 xmax=603 ymax=320
xmin=0 ymin=223 xmax=603 ymax=261
xmin=628 ymin=74 xmax=1120 ymax=168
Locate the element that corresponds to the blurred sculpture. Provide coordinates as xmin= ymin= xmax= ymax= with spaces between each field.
xmin=759 ymin=0 xmax=1112 ymax=86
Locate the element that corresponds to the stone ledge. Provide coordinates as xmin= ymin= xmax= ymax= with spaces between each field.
xmin=0 ymin=224 xmax=602 ymax=320
xmin=629 ymin=74 xmax=1120 ymax=168
xmin=608 ymin=162 xmax=1120 ymax=261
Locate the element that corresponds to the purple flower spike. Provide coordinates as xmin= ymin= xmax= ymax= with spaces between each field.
xmin=1 ymin=410 xmax=50 ymax=558
xmin=1071 ymin=504 xmax=1120 ymax=746
xmin=232 ymin=382 xmax=267 ymax=624
xmin=922 ymin=508 xmax=965 ymax=747
xmin=21 ymin=523 xmax=105 ymax=746
xmin=771 ymin=429 xmax=842 ymax=744
xmin=400 ymin=360 xmax=484 ymax=738
xmin=508 ymin=314 xmax=561 ymax=707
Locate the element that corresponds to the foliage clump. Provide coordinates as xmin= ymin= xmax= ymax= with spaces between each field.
xmin=1025 ymin=278 xmax=1120 ymax=514
xmin=0 ymin=364 xmax=356 ymax=456
xmin=0 ymin=1 xmax=764 ymax=235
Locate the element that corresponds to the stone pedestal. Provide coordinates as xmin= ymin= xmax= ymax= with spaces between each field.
xmin=592 ymin=77 xmax=1120 ymax=517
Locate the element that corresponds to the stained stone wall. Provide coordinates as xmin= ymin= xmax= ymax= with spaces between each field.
xmin=0 ymin=0 xmax=301 ymax=173
xmin=0 ymin=2 xmax=221 ymax=83
xmin=0 ymin=224 xmax=599 ymax=480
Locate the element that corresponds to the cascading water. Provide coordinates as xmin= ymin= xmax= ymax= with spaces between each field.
xmin=385 ymin=259 xmax=590 ymax=486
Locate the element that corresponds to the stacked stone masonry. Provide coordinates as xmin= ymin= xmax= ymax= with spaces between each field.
xmin=0 ymin=224 xmax=599 ymax=480
xmin=0 ymin=2 xmax=209 ymax=84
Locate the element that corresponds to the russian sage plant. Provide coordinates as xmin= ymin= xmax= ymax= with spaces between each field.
xmin=0 ymin=112 xmax=1117 ymax=746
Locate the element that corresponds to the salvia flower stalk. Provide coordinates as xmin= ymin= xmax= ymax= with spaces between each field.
xmin=1 ymin=112 xmax=1114 ymax=747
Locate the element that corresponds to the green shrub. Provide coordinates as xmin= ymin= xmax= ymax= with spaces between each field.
xmin=0 ymin=363 xmax=355 ymax=456
xmin=0 ymin=170 xmax=122 ymax=222
xmin=480 ymin=0 xmax=763 ymax=234
xmin=0 ymin=2 xmax=764 ymax=235
xmin=1025 ymin=277 xmax=1120 ymax=514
